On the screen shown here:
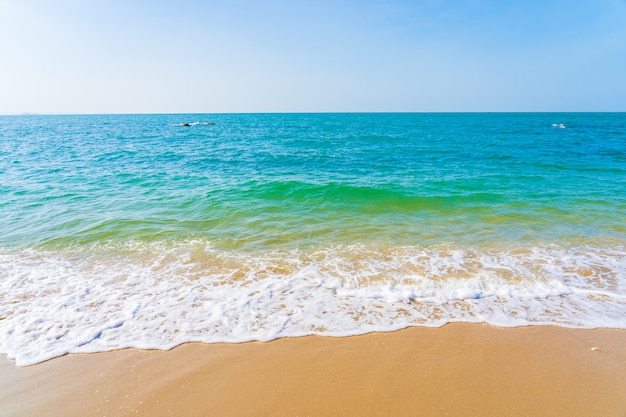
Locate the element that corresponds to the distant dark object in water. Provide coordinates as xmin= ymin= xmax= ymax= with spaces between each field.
xmin=179 ymin=122 xmax=214 ymax=127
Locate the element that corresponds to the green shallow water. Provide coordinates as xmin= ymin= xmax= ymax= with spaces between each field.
xmin=1 ymin=113 xmax=625 ymax=250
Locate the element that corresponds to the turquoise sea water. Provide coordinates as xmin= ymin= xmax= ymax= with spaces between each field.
xmin=1 ymin=113 xmax=625 ymax=365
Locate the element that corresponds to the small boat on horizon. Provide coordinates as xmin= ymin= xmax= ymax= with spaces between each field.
xmin=179 ymin=121 xmax=215 ymax=127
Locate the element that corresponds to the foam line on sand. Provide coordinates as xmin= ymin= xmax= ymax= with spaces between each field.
xmin=1 ymin=324 xmax=625 ymax=417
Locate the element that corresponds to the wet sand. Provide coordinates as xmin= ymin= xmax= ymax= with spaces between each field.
xmin=1 ymin=324 xmax=625 ymax=417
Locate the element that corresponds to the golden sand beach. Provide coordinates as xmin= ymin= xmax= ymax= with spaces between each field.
xmin=1 ymin=324 xmax=625 ymax=417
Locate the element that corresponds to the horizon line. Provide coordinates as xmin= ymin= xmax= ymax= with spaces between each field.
xmin=2 ymin=110 xmax=625 ymax=116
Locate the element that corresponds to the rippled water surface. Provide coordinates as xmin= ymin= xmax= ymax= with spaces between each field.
xmin=1 ymin=113 xmax=625 ymax=365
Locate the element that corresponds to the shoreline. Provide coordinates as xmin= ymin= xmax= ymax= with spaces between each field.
xmin=2 ymin=323 xmax=625 ymax=417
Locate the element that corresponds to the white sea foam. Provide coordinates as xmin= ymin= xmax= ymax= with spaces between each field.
xmin=1 ymin=242 xmax=625 ymax=366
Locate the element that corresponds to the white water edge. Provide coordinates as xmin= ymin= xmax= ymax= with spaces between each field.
xmin=1 ymin=241 xmax=625 ymax=366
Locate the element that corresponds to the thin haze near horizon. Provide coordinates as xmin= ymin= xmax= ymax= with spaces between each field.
xmin=1 ymin=0 xmax=625 ymax=115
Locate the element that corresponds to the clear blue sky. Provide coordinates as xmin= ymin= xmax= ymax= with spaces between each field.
xmin=1 ymin=0 xmax=625 ymax=114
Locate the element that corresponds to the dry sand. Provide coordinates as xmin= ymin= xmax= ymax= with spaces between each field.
xmin=1 ymin=323 xmax=625 ymax=417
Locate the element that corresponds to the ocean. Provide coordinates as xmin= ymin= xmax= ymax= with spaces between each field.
xmin=1 ymin=113 xmax=625 ymax=366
